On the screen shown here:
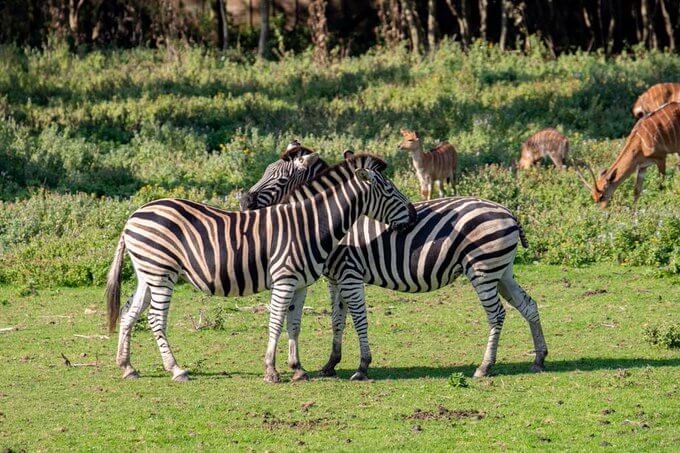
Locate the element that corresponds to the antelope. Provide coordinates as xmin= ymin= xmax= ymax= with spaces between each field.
xmin=577 ymin=102 xmax=680 ymax=208
xmin=399 ymin=129 xmax=458 ymax=200
xmin=632 ymin=83 xmax=680 ymax=119
xmin=518 ymin=128 xmax=569 ymax=170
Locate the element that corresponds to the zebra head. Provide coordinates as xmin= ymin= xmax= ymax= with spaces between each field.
xmin=239 ymin=143 xmax=328 ymax=210
xmin=344 ymin=150 xmax=417 ymax=232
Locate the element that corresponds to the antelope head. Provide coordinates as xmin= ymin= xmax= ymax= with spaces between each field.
xmin=398 ymin=128 xmax=421 ymax=152
xmin=575 ymin=162 xmax=618 ymax=208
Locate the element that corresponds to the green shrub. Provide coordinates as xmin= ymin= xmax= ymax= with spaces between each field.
xmin=0 ymin=42 xmax=678 ymax=287
xmin=643 ymin=324 xmax=680 ymax=349
xmin=448 ymin=372 xmax=469 ymax=388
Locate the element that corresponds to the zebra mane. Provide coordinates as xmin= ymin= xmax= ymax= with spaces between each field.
xmin=281 ymin=154 xmax=388 ymax=204
xmin=280 ymin=145 xmax=317 ymax=161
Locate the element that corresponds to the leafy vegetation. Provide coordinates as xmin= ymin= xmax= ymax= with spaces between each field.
xmin=0 ymin=264 xmax=678 ymax=450
xmin=0 ymin=40 xmax=679 ymax=287
xmin=643 ymin=323 xmax=680 ymax=349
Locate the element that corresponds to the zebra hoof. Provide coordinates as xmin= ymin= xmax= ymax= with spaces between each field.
xmin=122 ymin=369 xmax=140 ymax=380
xmin=317 ymin=368 xmax=337 ymax=378
xmin=172 ymin=370 xmax=190 ymax=382
xmin=264 ymin=371 xmax=281 ymax=384
xmin=349 ymin=371 xmax=369 ymax=381
xmin=473 ymin=367 xmax=490 ymax=379
xmin=530 ymin=363 xmax=546 ymax=373
xmin=292 ymin=369 xmax=309 ymax=382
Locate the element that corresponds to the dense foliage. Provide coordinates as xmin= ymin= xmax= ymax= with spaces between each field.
xmin=0 ymin=40 xmax=678 ymax=286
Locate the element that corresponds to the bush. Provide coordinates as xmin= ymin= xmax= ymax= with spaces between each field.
xmin=0 ymin=42 xmax=678 ymax=287
xmin=643 ymin=324 xmax=680 ymax=349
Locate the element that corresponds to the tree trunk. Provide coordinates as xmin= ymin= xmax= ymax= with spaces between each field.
xmin=427 ymin=0 xmax=436 ymax=50
xmin=215 ymin=0 xmax=228 ymax=50
xmin=258 ymin=0 xmax=269 ymax=57
xmin=478 ymin=0 xmax=487 ymax=41
xmin=68 ymin=0 xmax=85 ymax=42
xmin=606 ymin=0 xmax=616 ymax=55
xmin=641 ymin=0 xmax=652 ymax=47
xmin=500 ymin=0 xmax=510 ymax=50
xmin=659 ymin=0 xmax=675 ymax=50
xmin=402 ymin=0 xmax=421 ymax=53
xmin=445 ymin=0 xmax=469 ymax=46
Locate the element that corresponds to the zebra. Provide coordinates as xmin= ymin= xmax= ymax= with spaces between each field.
xmin=240 ymin=145 xmax=548 ymax=380
xmin=106 ymin=153 xmax=417 ymax=383
xmin=239 ymin=145 xmax=329 ymax=210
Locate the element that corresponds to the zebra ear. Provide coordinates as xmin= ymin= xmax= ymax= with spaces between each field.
xmin=295 ymin=152 xmax=319 ymax=169
xmin=343 ymin=149 xmax=354 ymax=160
xmin=355 ymin=168 xmax=375 ymax=184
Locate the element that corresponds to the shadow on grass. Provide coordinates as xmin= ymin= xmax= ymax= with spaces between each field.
xmin=336 ymin=357 xmax=680 ymax=380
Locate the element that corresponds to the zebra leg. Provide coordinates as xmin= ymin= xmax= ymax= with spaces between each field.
xmin=147 ymin=275 xmax=188 ymax=382
xmin=116 ymin=281 xmax=150 ymax=379
xmin=342 ymin=280 xmax=372 ymax=381
xmin=286 ymin=287 xmax=309 ymax=382
xmin=264 ymin=281 xmax=297 ymax=383
xmin=498 ymin=269 xmax=548 ymax=373
xmin=319 ymin=278 xmax=347 ymax=378
xmin=471 ymin=276 xmax=506 ymax=378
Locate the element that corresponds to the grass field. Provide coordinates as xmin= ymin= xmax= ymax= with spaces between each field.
xmin=1 ymin=263 xmax=678 ymax=451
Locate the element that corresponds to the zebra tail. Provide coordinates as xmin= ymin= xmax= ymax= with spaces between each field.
xmin=518 ymin=223 xmax=529 ymax=249
xmin=106 ymin=233 xmax=126 ymax=333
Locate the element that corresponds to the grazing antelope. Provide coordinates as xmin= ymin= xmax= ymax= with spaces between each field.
xmin=242 ymin=145 xmax=548 ymax=381
xmin=577 ymin=102 xmax=680 ymax=208
xmin=106 ymin=154 xmax=416 ymax=383
xmin=518 ymin=128 xmax=569 ymax=170
xmin=399 ymin=129 xmax=458 ymax=200
xmin=631 ymin=83 xmax=680 ymax=119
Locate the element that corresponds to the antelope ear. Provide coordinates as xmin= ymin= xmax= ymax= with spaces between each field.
xmin=607 ymin=169 xmax=617 ymax=182
xmin=355 ymin=168 xmax=375 ymax=184
xmin=343 ymin=149 xmax=354 ymax=160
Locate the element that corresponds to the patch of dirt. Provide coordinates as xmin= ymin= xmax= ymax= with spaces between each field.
xmin=260 ymin=411 xmax=333 ymax=431
xmin=583 ymin=289 xmax=607 ymax=297
xmin=404 ymin=405 xmax=485 ymax=421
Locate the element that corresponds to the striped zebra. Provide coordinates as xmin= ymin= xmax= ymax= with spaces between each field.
xmin=106 ymin=154 xmax=416 ymax=383
xmin=399 ymin=129 xmax=458 ymax=200
xmin=241 ymin=146 xmax=548 ymax=380
xmin=632 ymin=83 xmax=680 ymax=119
xmin=577 ymin=101 xmax=680 ymax=207
xmin=518 ymin=128 xmax=569 ymax=170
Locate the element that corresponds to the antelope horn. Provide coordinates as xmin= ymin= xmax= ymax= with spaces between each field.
xmin=572 ymin=159 xmax=597 ymax=192
xmin=574 ymin=167 xmax=594 ymax=192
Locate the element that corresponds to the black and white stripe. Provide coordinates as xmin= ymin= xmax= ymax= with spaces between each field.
xmin=242 ymin=151 xmax=548 ymax=380
xmin=106 ymin=154 xmax=416 ymax=383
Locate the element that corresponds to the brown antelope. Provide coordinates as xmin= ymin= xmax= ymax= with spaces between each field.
xmin=399 ymin=129 xmax=458 ymax=200
xmin=631 ymin=83 xmax=680 ymax=119
xmin=577 ymin=102 xmax=680 ymax=208
xmin=518 ymin=128 xmax=569 ymax=170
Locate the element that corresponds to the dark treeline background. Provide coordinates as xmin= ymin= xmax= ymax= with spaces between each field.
xmin=1 ymin=0 xmax=679 ymax=56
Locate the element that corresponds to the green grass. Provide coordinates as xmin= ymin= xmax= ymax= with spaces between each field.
xmin=1 ymin=263 xmax=678 ymax=450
